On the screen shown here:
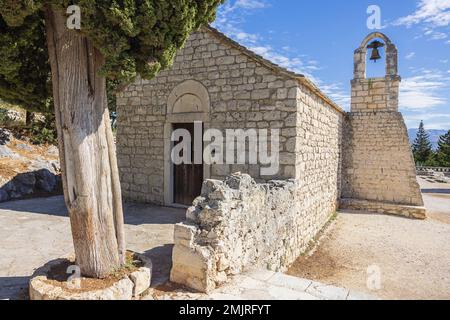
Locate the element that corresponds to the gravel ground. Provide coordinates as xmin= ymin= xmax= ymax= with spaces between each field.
xmin=288 ymin=178 xmax=450 ymax=300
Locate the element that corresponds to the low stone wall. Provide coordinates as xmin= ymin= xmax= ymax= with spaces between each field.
xmin=340 ymin=198 xmax=426 ymax=220
xmin=170 ymin=173 xmax=335 ymax=293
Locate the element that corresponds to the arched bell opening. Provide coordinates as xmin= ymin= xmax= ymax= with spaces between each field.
xmin=353 ymin=32 xmax=398 ymax=80
xmin=365 ymin=38 xmax=386 ymax=79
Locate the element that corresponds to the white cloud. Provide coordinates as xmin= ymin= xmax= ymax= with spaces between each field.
xmin=406 ymin=52 xmax=416 ymax=59
xmin=320 ymin=83 xmax=351 ymax=110
xmin=395 ymin=0 xmax=450 ymax=27
xmin=234 ymin=0 xmax=269 ymax=10
xmin=430 ymin=30 xmax=448 ymax=39
xmin=213 ymin=0 xmax=349 ymax=108
xmin=404 ymin=112 xmax=450 ymax=130
xmin=405 ymin=112 xmax=450 ymax=121
xmin=235 ymin=31 xmax=259 ymax=42
xmin=405 ymin=118 xmax=450 ymax=130
xmin=213 ymin=0 xmax=266 ymax=45
xmin=400 ymin=70 xmax=449 ymax=110
xmin=214 ymin=0 xmax=315 ymax=77
xmin=426 ymin=122 xmax=450 ymax=129
xmin=394 ymin=0 xmax=450 ymax=43
xmin=249 ymin=45 xmax=317 ymax=78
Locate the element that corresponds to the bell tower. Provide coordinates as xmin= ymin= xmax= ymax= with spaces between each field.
xmin=351 ymin=32 xmax=400 ymax=112
xmin=341 ymin=32 xmax=426 ymax=219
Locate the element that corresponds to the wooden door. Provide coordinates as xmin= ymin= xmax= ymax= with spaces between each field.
xmin=173 ymin=123 xmax=204 ymax=206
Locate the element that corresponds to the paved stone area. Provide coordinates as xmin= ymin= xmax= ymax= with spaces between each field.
xmin=0 ymin=196 xmax=185 ymax=300
xmin=144 ymin=270 xmax=376 ymax=300
xmin=5 ymin=184 xmax=445 ymax=300
xmin=0 ymin=196 xmax=369 ymax=300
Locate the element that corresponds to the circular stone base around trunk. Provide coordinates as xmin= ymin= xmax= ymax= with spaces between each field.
xmin=29 ymin=252 xmax=152 ymax=300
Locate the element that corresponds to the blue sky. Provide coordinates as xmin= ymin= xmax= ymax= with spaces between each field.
xmin=212 ymin=0 xmax=450 ymax=130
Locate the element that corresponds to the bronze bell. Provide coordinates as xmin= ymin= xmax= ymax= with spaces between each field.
xmin=367 ymin=40 xmax=384 ymax=62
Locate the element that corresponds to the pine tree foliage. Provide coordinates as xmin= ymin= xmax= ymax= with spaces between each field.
xmin=0 ymin=0 xmax=223 ymax=112
xmin=436 ymin=130 xmax=450 ymax=167
xmin=412 ymin=121 xmax=433 ymax=164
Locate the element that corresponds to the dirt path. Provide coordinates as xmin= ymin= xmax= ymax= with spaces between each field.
xmin=288 ymin=179 xmax=450 ymax=300
xmin=419 ymin=177 xmax=450 ymax=225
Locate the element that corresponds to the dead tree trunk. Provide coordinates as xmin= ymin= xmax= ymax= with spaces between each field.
xmin=44 ymin=7 xmax=126 ymax=278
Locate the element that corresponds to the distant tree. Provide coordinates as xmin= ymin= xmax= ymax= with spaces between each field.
xmin=412 ymin=121 xmax=433 ymax=165
xmin=0 ymin=1 xmax=223 ymax=279
xmin=436 ymin=130 xmax=450 ymax=167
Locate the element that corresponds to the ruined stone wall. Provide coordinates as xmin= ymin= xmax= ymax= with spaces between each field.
xmin=170 ymin=174 xmax=336 ymax=293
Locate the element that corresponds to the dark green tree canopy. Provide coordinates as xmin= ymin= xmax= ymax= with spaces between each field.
xmin=0 ymin=0 xmax=223 ymax=112
xmin=412 ymin=121 xmax=433 ymax=164
xmin=436 ymin=130 xmax=450 ymax=167
xmin=0 ymin=13 xmax=51 ymax=112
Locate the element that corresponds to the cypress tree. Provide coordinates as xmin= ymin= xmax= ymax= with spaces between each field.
xmin=0 ymin=0 xmax=223 ymax=278
xmin=412 ymin=121 xmax=433 ymax=165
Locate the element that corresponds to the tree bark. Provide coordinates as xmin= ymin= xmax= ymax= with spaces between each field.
xmin=44 ymin=7 xmax=126 ymax=278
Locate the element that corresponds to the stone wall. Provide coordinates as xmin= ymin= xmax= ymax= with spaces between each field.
xmin=115 ymin=81 xmax=166 ymax=204
xmin=116 ymin=27 xmax=346 ymax=292
xmin=350 ymin=77 xmax=400 ymax=112
xmin=116 ymin=27 xmax=344 ymax=205
xmin=295 ymin=83 xmax=344 ymax=221
xmin=170 ymin=173 xmax=336 ymax=293
xmin=342 ymin=112 xmax=424 ymax=207
xmin=116 ymin=28 xmax=302 ymax=204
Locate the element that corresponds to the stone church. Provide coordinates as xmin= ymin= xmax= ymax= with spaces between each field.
xmin=116 ymin=27 xmax=426 ymax=291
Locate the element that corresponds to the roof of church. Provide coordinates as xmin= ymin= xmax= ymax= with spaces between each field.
xmin=203 ymin=26 xmax=344 ymax=114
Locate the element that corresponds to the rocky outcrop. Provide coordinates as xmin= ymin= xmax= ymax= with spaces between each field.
xmin=0 ymin=168 xmax=61 ymax=202
xmin=0 ymin=128 xmax=61 ymax=202
xmin=0 ymin=128 xmax=12 ymax=145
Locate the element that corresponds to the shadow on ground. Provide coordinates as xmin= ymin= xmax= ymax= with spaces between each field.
xmin=144 ymin=244 xmax=175 ymax=287
xmin=0 ymin=196 xmax=186 ymax=225
xmin=0 ymin=195 xmax=186 ymax=300
xmin=0 ymin=196 xmax=68 ymax=217
xmin=421 ymin=188 xmax=450 ymax=195
xmin=0 ymin=276 xmax=29 ymax=300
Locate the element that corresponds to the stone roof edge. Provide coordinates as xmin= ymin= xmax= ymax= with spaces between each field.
xmin=203 ymin=26 xmax=346 ymax=115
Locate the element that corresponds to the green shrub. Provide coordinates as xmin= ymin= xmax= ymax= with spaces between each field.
xmin=29 ymin=114 xmax=57 ymax=145
xmin=0 ymin=108 xmax=9 ymax=123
